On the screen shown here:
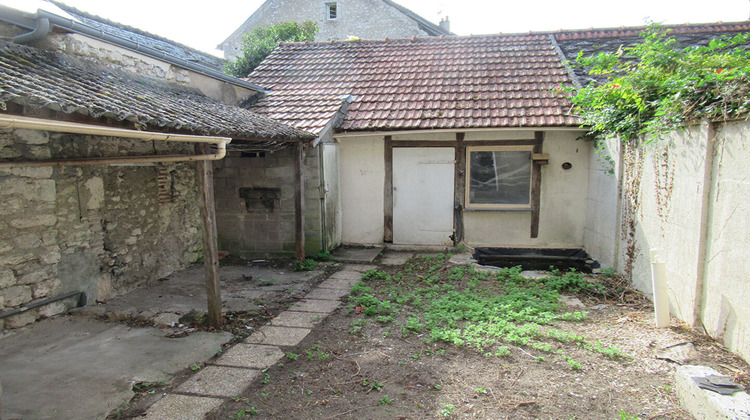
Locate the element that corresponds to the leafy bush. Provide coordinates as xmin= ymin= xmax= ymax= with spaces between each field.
xmin=567 ymin=25 xmax=750 ymax=143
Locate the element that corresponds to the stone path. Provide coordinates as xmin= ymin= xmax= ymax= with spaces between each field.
xmin=142 ymin=263 xmax=377 ymax=419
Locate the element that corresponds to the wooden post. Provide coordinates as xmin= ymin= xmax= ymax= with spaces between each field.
xmin=383 ymin=135 xmax=393 ymax=243
xmin=294 ymin=142 xmax=306 ymax=262
xmin=453 ymin=133 xmax=466 ymax=245
xmin=196 ymin=144 xmax=222 ymax=328
xmin=530 ymin=131 xmax=544 ymax=238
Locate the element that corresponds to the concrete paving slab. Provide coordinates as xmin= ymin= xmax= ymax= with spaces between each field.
xmin=0 ymin=316 xmax=231 ymax=420
xmin=331 ymin=246 xmax=384 ymax=263
xmin=271 ymin=310 xmax=326 ymax=328
xmin=143 ymin=393 xmax=224 ymax=420
xmin=379 ymin=252 xmax=413 ymax=265
xmin=215 ymin=344 xmax=285 ymax=369
xmin=176 ymin=365 xmax=260 ymax=397
xmin=318 ymin=278 xmax=359 ymax=289
xmin=345 ymin=264 xmax=378 ymax=272
xmin=289 ymin=299 xmax=342 ymax=313
xmin=328 ymin=270 xmax=364 ymax=281
xmin=305 ymin=287 xmax=350 ymax=300
xmin=82 ymin=265 xmax=323 ymax=319
xmin=245 ymin=325 xmax=311 ymax=347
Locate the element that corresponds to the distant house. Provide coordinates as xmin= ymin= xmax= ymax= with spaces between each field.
xmin=218 ymin=0 xmax=452 ymax=60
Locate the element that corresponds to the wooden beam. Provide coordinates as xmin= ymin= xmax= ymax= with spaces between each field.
xmin=195 ymin=143 xmax=222 ymax=328
xmin=530 ymin=131 xmax=544 ymax=238
xmin=453 ymin=133 xmax=466 ymax=245
xmin=294 ymin=142 xmax=306 ymax=262
xmin=384 ymin=135 xmax=394 ymax=243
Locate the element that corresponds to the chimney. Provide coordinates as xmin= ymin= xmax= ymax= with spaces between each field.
xmin=439 ymin=16 xmax=450 ymax=33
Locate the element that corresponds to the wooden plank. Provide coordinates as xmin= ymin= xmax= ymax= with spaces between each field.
xmin=453 ymin=133 xmax=466 ymax=245
xmin=195 ymin=143 xmax=223 ymax=328
xmin=464 ymin=140 xmax=538 ymax=146
xmin=392 ymin=140 xmax=455 ymax=147
xmin=530 ymin=131 xmax=544 ymax=238
xmin=294 ymin=142 xmax=306 ymax=262
xmin=383 ymin=135 xmax=394 ymax=243
xmin=391 ymin=139 xmax=538 ymax=148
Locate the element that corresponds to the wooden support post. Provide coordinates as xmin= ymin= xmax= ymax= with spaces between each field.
xmin=453 ymin=133 xmax=466 ymax=245
xmin=383 ymin=135 xmax=393 ymax=243
xmin=196 ymin=144 xmax=222 ymax=328
xmin=530 ymin=131 xmax=544 ymax=238
xmin=294 ymin=142 xmax=306 ymax=262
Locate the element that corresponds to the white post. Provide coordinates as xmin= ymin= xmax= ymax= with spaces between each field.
xmin=650 ymin=248 xmax=670 ymax=328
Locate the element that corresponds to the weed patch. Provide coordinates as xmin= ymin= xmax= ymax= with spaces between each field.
xmin=349 ymin=254 xmax=624 ymax=368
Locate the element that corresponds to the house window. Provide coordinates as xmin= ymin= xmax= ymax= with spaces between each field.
xmin=326 ymin=2 xmax=337 ymax=20
xmin=466 ymin=146 xmax=533 ymax=209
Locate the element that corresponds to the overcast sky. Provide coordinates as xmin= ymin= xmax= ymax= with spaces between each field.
xmin=3 ymin=0 xmax=749 ymax=56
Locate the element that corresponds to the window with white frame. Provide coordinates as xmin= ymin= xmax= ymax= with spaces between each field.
xmin=326 ymin=2 xmax=337 ymax=20
xmin=466 ymin=146 xmax=533 ymax=209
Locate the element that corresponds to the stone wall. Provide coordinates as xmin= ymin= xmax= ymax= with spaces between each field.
xmin=584 ymin=120 xmax=750 ymax=363
xmin=213 ymin=145 xmax=325 ymax=258
xmin=221 ymin=0 xmax=431 ymax=60
xmin=0 ymin=128 xmax=202 ymax=329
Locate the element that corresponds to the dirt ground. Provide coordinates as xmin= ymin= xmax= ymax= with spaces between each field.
xmin=119 ymin=254 xmax=749 ymax=420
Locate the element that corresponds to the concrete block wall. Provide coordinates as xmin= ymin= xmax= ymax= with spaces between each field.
xmin=213 ymin=145 xmax=323 ymax=258
xmin=0 ymin=128 xmax=202 ymax=329
xmin=584 ymin=121 xmax=750 ymax=363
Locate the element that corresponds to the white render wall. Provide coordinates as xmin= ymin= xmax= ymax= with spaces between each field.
xmin=463 ymin=130 xmax=590 ymax=248
xmin=338 ymin=136 xmax=384 ymax=244
xmin=584 ymin=121 xmax=750 ymax=362
xmin=583 ymin=137 xmax=620 ymax=269
xmin=337 ymin=130 xmax=590 ymax=248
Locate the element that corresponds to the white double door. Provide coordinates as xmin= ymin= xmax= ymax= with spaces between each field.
xmin=392 ymin=147 xmax=455 ymax=245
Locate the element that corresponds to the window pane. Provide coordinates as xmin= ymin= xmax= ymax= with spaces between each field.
xmin=469 ymin=150 xmax=531 ymax=205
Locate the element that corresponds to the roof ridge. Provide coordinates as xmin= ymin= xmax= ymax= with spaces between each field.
xmin=379 ymin=0 xmax=453 ymax=37
xmin=278 ymin=32 xmax=550 ymax=46
xmin=551 ymin=20 xmax=750 ymax=40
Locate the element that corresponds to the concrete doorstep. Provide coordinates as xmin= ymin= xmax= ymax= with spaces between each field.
xmin=675 ymin=365 xmax=750 ymax=419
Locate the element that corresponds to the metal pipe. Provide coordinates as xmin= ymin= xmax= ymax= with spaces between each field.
xmin=0 ymin=115 xmax=230 ymax=167
xmin=12 ymin=16 xmax=50 ymax=44
xmin=0 ymin=291 xmax=86 ymax=320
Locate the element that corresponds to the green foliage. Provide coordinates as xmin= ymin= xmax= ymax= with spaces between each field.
xmin=224 ymin=20 xmax=318 ymax=77
xmin=379 ymin=395 xmax=393 ymax=405
xmin=293 ymin=258 xmax=318 ymax=271
xmin=305 ymin=344 xmax=330 ymax=361
xmin=316 ymin=250 xmax=331 ymax=261
xmin=567 ymin=25 xmax=750 ymax=143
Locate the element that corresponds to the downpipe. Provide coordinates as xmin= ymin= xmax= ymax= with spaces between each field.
xmin=0 ymin=291 xmax=87 ymax=320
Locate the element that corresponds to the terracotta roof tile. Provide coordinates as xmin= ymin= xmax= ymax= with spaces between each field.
xmin=248 ymin=35 xmax=580 ymax=132
xmin=0 ymin=42 xmax=313 ymax=142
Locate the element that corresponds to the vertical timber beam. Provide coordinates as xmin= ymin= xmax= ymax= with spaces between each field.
xmin=294 ymin=142 xmax=306 ymax=262
xmin=530 ymin=131 xmax=544 ymax=238
xmin=196 ymin=143 xmax=222 ymax=328
xmin=453 ymin=133 xmax=466 ymax=245
xmin=384 ymin=135 xmax=393 ymax=243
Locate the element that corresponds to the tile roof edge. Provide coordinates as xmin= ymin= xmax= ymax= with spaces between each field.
xmin=46 ymin=0 xmax=223 ymax=65
xmin=277 ymin=32 xmax=549 ymax=46
xmin=380 ymin=0 xmax=453 ymax=37
xmin=34 ymin=2 xmax=268 ymax=92
xmin=551 ymin=21 xmax=750 ymax=40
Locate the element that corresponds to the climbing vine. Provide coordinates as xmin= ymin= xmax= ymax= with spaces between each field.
xmin=567 ymin=25 xmax=750 ymax=144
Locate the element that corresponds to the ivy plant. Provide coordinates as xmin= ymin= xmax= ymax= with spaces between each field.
xmin=566 ymin=25 xmax=750 ymax=143
xmin=224 ymin=20 xmax=318 ymax=78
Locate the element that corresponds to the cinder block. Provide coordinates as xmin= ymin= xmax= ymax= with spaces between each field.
xmin=675 ymin=365 xmax=750 ymax=419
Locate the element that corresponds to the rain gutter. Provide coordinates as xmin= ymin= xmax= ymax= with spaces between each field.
xmin=0 ymin=115 xmax=231 ymax=167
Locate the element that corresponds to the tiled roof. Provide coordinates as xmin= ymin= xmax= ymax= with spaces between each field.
xmin=0 ymin=41 xmax=314 ymax=142
xmin=552 ymin=21 xmax=750 ymax=86
xmin=247 ymin=35 xmax=580 ymax=133
xmin=47 ymin=0 xmax=226 ymax=72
